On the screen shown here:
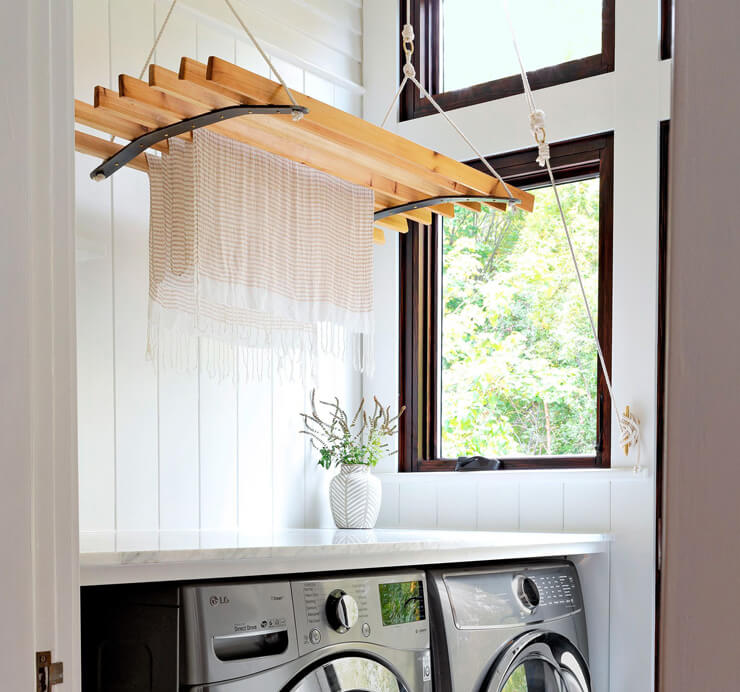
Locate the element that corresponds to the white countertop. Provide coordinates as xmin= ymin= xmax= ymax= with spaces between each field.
xmin=79 ymin=529 xmax=611 ymax=586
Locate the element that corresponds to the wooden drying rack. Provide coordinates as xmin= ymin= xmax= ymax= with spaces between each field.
xmin=74 ymin=55 xmax=534 ymax=244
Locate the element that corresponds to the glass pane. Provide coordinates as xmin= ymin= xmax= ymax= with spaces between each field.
xmin=442 ymin=0 xmax=603 ymax=92
xmin=291 ymin=657 xmax=404 ymax=692
xmin=440 ymin=179 xmax=599 ymax=459
xmin=500 ymin=659 xmax=562 ymax=691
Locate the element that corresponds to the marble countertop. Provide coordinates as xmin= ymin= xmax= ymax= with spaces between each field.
xmin=80 ymin=528 xmax=611 ymax=586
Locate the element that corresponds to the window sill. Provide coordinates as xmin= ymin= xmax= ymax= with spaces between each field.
xmin=374 ymin=466 xmax=649 ymax=482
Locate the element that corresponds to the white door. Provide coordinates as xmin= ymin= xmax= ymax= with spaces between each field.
xmin=0 ymin=0 xmax=80 ymax=689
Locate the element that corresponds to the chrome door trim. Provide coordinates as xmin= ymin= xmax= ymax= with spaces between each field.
xmin=486 ymin=631 xmax=591 ymax=692
xmin=281 ymin=653 xmax=411 ymax=692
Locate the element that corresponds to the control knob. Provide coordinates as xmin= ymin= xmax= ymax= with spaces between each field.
xmin=515 ymin=576 xmax=540 ymax=613
xmin=325 ymin=589 xmax=359 ymax=633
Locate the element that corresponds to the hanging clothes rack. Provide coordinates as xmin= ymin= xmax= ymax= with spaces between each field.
xmin=73 ymin=0 xmax=533 ymax=245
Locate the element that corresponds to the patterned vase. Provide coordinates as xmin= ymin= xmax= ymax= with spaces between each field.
xmin=329 ymin=464 xmax=382 ymax=529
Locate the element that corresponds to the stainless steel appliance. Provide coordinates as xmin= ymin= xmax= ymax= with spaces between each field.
xmin=181 ymin=570 xmax=432 ymax=691
xmin=427 ymin=561 xmax=591 ymax=692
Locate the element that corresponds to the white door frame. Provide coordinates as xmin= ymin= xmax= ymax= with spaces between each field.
xmin=0 ymin=0 xmax=79 ymax=688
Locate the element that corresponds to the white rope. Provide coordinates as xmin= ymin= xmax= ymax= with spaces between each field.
xmin=222 ymin=0 xmax=304 ymax=120
xmin=501 ymin=0 xmax=640 ymax=459
xmin=110 ymin=0 xmax=180 ymax=142
xmin=380 ymin=75 xmax=408 ymax=128
xmin=379 ymin=4 xmax=517 ymax=207
xmin=140 ymin=0 xmax=179 ymax=81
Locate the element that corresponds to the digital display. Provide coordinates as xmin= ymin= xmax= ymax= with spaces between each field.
xmin=378 ymin=580 xmax=426 ymax=626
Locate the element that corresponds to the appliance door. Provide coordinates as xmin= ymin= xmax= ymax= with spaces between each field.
xmin=485 ymin=631 xmax=590 ymax=692
xmin=285 ymin=655 xmax=408 ymax=692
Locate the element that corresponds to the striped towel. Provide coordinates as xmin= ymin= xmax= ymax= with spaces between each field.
xmin=146 ymin=129 xmax=375 ymax=381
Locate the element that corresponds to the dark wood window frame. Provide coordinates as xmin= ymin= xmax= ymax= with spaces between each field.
xmin=398 ymin=133 xmax=614 ymax=472
xmin=400 ymin=0 xmax=615 ymax=121
xmin=661 ymin=0 xmax=674 ymax=60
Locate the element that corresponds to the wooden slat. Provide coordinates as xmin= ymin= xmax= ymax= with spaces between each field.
xmin=115 ymin=74 xmax=422 ymax=207
xmin=94 ymin=86 xmax=192 ymax=140
xmin=373 ymin=228 xmax=386 ymax=245
xmin=158 ymin=63 xmax=451 ymax=218
xmin=205 ymin=56 xmax=535 ymax=212
xmin=175 ymin=61 xmax=499 ymax=207
xmin=431 ymin=203 xmax=455 ymax=218
xmin=375 ymin=215 xmax=409 ymax=234
xmin=375 ymin=204 xmax=432 ymax=226
xmin=74 ymin=130 xmax=149 ymax=172
xmin=74 ymin=100 xmax=169 ymax=153
xmin=164 ymin=63 xmax=474 ymax=204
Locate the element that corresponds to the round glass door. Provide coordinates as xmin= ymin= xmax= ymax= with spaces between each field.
xmin=487 ymin=632 xmax=590 ymax=692
xmin=288 ymin=655 xmax=407 ymax=692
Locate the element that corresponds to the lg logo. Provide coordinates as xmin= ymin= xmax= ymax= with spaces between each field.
xmin=209 ymin=595 xmax=230 ymax=606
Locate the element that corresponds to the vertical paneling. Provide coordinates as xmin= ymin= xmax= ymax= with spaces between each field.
xmin=199 ymin=352 xmax=238 ymax=530
xmin=154 ymin=5 xmax=197 ymax=72
xmin=270 ymin=55 xmax=305 ymax=91
xmin=304 ymin=72 xmax=335 ymax=104
xmin=610 ymin=480 xmax=655 ymax=691
xmin=518 ymin=481 xmax=565 ymax=532
xmin=110 ymin=0 xmax=155 ymax=79
xmin=158 ymin=366 xmax=199 ymax=537
xmin=235 ymin=39 xmax=270 ymax=77
xmin=75 ymin=153 xmax=115 ymax=534
xmin=272 ymin=377 xmax=306 ymax=529
xmin=109 ymin=0 xmax=158 ymax=540
xmin=111 ymin=167 xmax=159 ymax=535
xmin=564 ymin=481 xmax=612 ymax=532
xmin=237 ymin=378 xmax=274 ymax=533
xmin=437 ymin=479 xmax=477 ymax=530
xmin=73 ymin=0 xmax=109 ymax=100
xmin=154 ymin=1 xmax=200 ymax=544
xmin=476 ymin=479 xmax=520 ymax=531
xmin=77 ymin=0 xmax=366 ymax=540
xmin=196 ymin=21 xmax=236 ymax=63
xmin=376 ymin=479 xmax=400 ymax=528
xmin=399 ymin=482 xmax=436 ymax=528
xmin=333 ymin=86 xmax=363 ymax=117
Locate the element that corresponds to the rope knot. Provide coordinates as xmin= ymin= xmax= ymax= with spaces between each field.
xmin=619 ymin=406 xmax=641 ymax=457
xmin=292 ymin=110 xmax=304 ymax=122
xmin=535 ymin=141 xmax=550 ymax=167
xmin=402 ymin=23 xmax=415 ymax=43
xmin=402 ymin=62 xmax=417 ymax=79
xmin=528 ymin=109 xmax=549 ymax=166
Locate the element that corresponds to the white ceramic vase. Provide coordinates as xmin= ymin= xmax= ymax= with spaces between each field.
xmin=329 ymin=464 xmax=382 ymax=529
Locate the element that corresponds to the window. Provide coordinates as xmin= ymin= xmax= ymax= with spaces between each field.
xmin=401 ymin=0 xmax=615 ymax=120
xmin=398 ymin=133 xmax=613 ymax=471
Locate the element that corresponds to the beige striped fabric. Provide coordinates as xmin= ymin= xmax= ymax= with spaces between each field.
xmin=146 ymin=129 xmax=375 ymax=380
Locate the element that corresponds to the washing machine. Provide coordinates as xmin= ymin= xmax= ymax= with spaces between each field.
xmin=82 ymin=569 xmax=431 ymax=691
xmin=427 ymin=560 xmax=591 ymax=692
xmin=180 ymin=569 xmax=432 ymax=691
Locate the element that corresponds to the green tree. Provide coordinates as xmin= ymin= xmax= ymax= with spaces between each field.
xmin=441 ymin=179 xmax=599 ymax=458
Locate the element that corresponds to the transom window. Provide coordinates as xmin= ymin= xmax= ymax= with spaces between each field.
xmin=398 ymin=134 xmax=614 ymax=471
xmin=402 ymin=0 xmax=615 ymax=120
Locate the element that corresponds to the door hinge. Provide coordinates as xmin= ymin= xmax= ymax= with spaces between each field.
xmin=36 ymin=651 xmax=63 ymax=691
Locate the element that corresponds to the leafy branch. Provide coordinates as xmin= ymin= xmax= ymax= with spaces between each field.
xmin=300 ymin=390 xmax=405 ymax=469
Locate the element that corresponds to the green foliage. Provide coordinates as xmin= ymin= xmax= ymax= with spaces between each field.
xmin=300 ymin=391 xmax=405 ymax=470
xmin=441 ymin=180 xmax=600 ymax=458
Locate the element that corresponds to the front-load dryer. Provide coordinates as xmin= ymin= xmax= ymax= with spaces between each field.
xmin=427 ymin=560 xmax=590 ymax=692
xmin=181 ymin=570 xmax=432 ymax=691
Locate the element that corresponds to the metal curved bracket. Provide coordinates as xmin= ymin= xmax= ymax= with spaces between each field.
xmin=89 ymin=104 xmax=309 ymax=181
xmin=373 ymin=195 xmax=521 ymax=221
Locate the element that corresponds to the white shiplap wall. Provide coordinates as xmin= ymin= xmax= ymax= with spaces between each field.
xmin=75 ymin=0 xmax=363 ymax=548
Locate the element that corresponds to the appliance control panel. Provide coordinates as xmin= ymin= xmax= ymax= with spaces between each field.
xmin=444 ymin=562 xmax=583 ymax=629
xmin=291 ymin=571 xmax=429 ymax=656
